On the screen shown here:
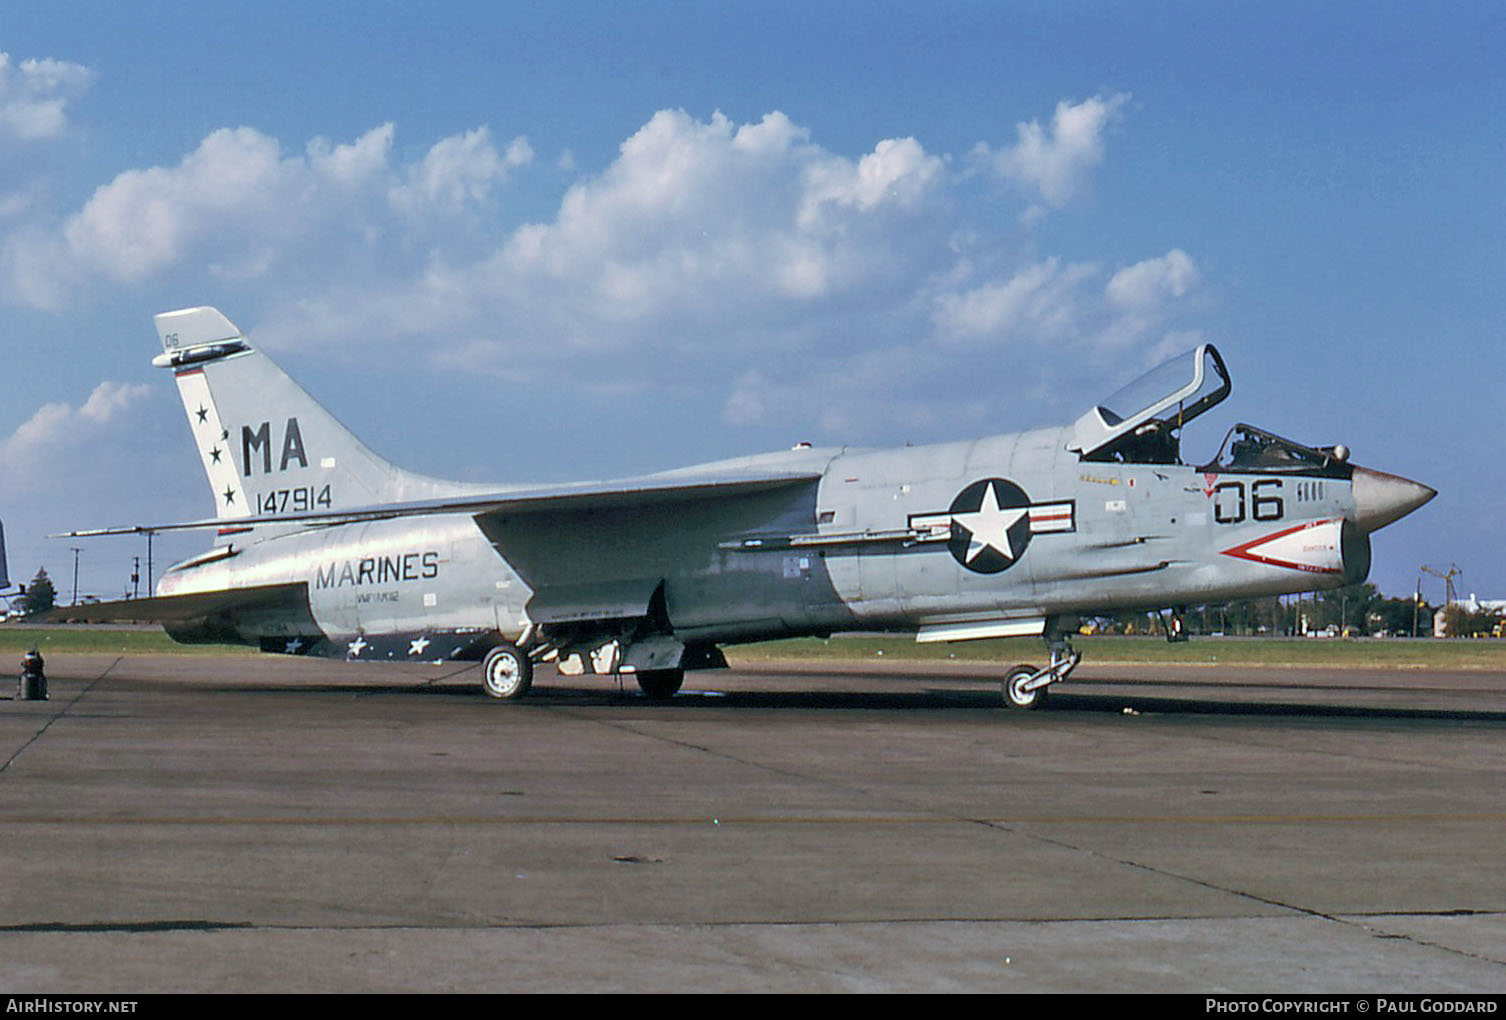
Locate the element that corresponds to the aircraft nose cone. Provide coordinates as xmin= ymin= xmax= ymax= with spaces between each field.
xmin=1350 ymin=466 xmax=1436 ymax=533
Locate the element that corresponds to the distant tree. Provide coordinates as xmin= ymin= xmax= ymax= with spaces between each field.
xmin=1369 ymin=596 xmax=1428 ymax=637
xmin=1311 ymin=583 xmax=1379 ymax=633
xmin=1444 ymin=604 xmax=1503 ymax=638
xmin=19 ymin=568 xmax=55 ymax=616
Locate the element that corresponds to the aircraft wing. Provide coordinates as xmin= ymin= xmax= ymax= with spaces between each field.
xmin=37 ymin=582 xmax=308 ymax=623
xmin=55 ymin=469 xmax=825 ymax=537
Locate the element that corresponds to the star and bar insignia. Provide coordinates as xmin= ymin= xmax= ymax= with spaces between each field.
xmin=909 ymin=478 xmax=1075 ymax=574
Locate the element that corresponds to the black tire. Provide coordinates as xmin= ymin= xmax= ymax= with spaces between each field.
xmin=482 ymin=643 xmax=533 ymax=700
xmin=636 ymin=668 xmax=684 ymax=700
xmin=1003 ymin=663 xmax=1048 ymax=710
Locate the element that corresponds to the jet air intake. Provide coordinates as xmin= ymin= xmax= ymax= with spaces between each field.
xmin=1340 ymin=518 xmax=1371 ymax=585
xmin=1222 ymin=517 xmax=1371 ymax=584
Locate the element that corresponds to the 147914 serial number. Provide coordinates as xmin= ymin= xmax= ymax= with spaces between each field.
xmin=255 ymin=485 xmax=333 ymax=514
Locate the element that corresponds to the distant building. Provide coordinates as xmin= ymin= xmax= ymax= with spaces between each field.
xmin=1434 ymin=594 xmax=1506 ymax=637
xmin=1458 ymin=593 xmax=1506 ymax=614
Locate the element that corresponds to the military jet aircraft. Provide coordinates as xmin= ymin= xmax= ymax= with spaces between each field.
xmin=60 ymin=306 xmax=1434 ymax=707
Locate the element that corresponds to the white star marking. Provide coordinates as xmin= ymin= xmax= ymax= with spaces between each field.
xmin=283 ymin=637 xmax=303 ymax=654
xmin=347 ymin=636 xmax=368 ymax=657
xmin=408 ymin=636 xmax=431 ymax=656
xmin=952 ymin=483 xmax=1029 ymax=564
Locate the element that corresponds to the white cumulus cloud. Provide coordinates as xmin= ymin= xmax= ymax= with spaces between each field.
xmin=1 ymin=381 xmax=151 ymax=469
xmin=64 ymin=127 xmax=292 ymax=282
xmin=390 ymin=126 xmax=533 ymax=214
xmin=0 ymin=51 xmax=95 ymax=141
xmin=3 ymin=121 xmax=533 ymax=307
xmin=931 ymin=258 xmax=1100 ymax=344
xmin=976 ymin=93 xmax=1130 ymax=209
xmin=7 ymin=100 xmax=1207 ymax=448
xmin=1106 ymin=248 xmax=1199 ymax=309
xmin=308 ymin=123 xmax=395 ymax=186
xmin=242 ymin=105 xmax=1196 ymax=440
xmin=495 ymin=109 xmax=948 ymax=329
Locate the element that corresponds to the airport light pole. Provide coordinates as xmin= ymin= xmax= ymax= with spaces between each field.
xmin=70 ymin=546 xmax=82 ymax=606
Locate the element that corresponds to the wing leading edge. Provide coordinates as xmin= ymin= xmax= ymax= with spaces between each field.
xmin=56 ymin=469 xmax=825 ymax=538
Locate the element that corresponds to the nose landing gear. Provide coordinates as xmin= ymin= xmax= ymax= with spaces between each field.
xmin=1002 ymin=633 xmax=1080 ymax=710
xmin=1000 ymin=607 xmax=1188 ymax=709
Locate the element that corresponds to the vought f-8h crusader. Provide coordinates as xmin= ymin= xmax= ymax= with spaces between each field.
xmin=61 ymin=307 xmax=1434 ymax=707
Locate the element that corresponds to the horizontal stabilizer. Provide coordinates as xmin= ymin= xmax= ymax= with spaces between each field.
xmin=38 ymin=582 xmax=307 ymax=623
xmin=154 ymin=306 xmax=243 ymax=354
xmin=57 ymin=470 xmax=823 ymax=538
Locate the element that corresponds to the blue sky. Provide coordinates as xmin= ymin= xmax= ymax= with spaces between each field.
xmin=1 ymin=1 xmax=1500 ymax=606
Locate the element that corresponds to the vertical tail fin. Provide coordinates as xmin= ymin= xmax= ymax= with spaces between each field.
xmin=153 ymin=307 xmax=481 ymax=522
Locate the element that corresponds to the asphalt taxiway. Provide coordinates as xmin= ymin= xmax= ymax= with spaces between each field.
xmin=2 ymin=653 xmax=1504 ymax=992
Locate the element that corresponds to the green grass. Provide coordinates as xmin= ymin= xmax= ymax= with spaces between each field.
xmin=0 ymin=626 xmax=255 ymax=657
xmin=4 ymin=624 xmax=1503 ymax=670
xmin=728 ymin=634 xmax=1506 ymax=670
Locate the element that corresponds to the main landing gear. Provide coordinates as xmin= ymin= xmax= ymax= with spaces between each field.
xmin=481 ymin=642 xmax=533 ymax=700
xmin=1001 ymin=628 xmax=1081 ymax=710
xmin=635 ymin=668 xmax=684 ymax=701
xmin=479 ymin=628 xmax=689 ymax=702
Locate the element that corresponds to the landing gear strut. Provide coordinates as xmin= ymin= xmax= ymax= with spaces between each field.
xmin=1001 ymin=625 xmax=1081 ymax=710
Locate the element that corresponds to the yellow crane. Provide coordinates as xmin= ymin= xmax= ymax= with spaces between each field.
xmin=1421 ymin=564 xmax=1463 ymax=635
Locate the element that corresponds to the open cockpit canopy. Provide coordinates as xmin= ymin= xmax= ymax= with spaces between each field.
xmin=1069 ymin=344 xmax=1231 ymax=464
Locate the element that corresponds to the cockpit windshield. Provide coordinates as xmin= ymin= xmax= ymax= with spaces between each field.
xmin=1202 ymin=424 xmax=1348 ymax=476
xmin=1070 ymin=345 xmax=1231 ymax=464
